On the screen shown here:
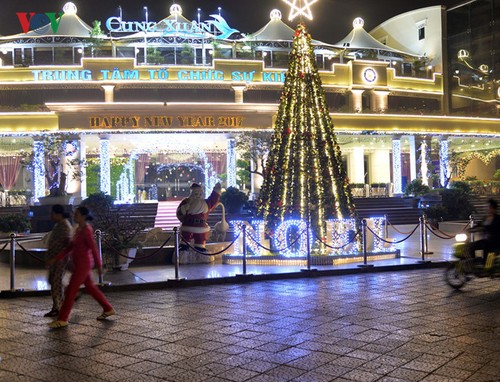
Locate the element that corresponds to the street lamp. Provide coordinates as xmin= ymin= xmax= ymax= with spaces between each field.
xmin=143 ymin=6 xmax=148 ymax=64
xmin=218 ymin=7 xmax=221 ymax=16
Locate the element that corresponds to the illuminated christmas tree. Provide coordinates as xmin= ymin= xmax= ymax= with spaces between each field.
xmin=258 ymin=23 xmax=356 ymax=238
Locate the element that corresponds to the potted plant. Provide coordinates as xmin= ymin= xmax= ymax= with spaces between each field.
xmin=80 ymin=192 xmax=147 ymax=270
xmin=404 ymin=179 xmax=431 ymax=207
xmin=349 ymin=183 xmax=365 ymax=197
xmin=220 ymin=187 xmax=249 ymax=214
xmin=0 ymin=213 xmax=31 ymax=236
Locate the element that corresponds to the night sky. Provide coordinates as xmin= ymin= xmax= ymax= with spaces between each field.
xmin=2 ymin=0 xmax=465 ymax=44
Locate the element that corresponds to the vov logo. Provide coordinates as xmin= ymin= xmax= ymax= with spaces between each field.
xmin=16 ymin=12 xmax=64 ymax=34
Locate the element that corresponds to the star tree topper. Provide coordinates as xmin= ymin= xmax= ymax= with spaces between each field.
xmin=282 ymin=0 xmax=318 ymax=21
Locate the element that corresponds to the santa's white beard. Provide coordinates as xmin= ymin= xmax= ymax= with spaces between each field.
xmin=182 ymin=198 xmax=208 ymax=215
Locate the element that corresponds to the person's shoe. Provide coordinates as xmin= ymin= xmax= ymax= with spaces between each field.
xmin=97 ymin=309 xmax=116 ymax=320
xmin=48 ymin=320 xmax=68 ymax=329
xmin=44 ymin=309 xmax=59 ymax=317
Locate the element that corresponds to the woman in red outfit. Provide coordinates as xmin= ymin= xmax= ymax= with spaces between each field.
xmin=47 ymin=206 xmax=115 ymax=328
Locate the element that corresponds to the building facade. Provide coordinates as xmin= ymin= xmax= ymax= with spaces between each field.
xmin=0 ymin=2 xmax=499 ymax=207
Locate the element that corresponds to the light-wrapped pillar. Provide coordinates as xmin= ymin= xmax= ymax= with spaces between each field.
xmin=392 ymin=137 xmax=402 ymax=194
xmin=33 ymin=139 xmax=45 ymax=200
xmin=226 ymin=137 xmax=237 ymax=188
xmin=99 ymin=135 xmax=111 ymax=195
xmin=439 ymin=138 xmax=449 ymax=188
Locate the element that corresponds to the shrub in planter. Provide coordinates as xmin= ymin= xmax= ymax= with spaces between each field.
xmin=220 ymin=187 xmax=249 ymax=214
xmin=80 ymin=192 xmax=146 ymax=269
xmin=0 ymin=214 xmax=31 ymax=233
xmin=404 ymin=179 xmax=430 ymax=197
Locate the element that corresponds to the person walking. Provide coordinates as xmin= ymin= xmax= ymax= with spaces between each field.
xmin=46 ymin=206 xmax=115 ymax=328
xmin=44 ymin=204 xmax=73 ymax=317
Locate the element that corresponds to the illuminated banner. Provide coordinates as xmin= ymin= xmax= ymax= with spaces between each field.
xmin=88 ymin=115 xmax=245 ymax=129
xmin=105 ymin=14 xmax=239 ymax=39
xmin=31 ymin=68 xmax=286 ymax=83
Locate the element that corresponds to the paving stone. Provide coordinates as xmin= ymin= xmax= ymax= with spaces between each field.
xmin=0 ymin=270 xmax=498 ymax=382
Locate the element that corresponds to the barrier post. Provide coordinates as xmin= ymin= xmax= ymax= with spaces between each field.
xmin=358 ymin=219 xmax=373 ymax=268
xmin=242 ymin=225 xmax=247 ymax=275
xmin=470 ymin=215 xmax=475 ymax=243
xmin=169 ymin=227 xmax=185 ymax=282
xmin=384 ymin=214 xmax=388 ymax=238
xmin=422 ymin=214 xmax=434 ymax=255
xmin=304 ymin=219 xmax=312 ymax=271
xmin=237 ymin=224 xmax=253 ymax=277
xmin=301 ymin=219 xmax=317 ymax=272
xmin=95 ymin=230 xmax=105 ymax=285
xmin=9 ymin=233 xmax=16 ymax=291
xmin=418 ymin=216 xmax=430 ymax=263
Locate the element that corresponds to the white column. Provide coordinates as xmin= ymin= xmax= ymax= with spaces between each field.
xmin=99 ymin=135 xmax=111 ymax=195
xmin=392 ymin=137 xmax=402 ymax=194
xmin=33 ymin=139 xmax=45 ymax=201
xmin=232 ymin=85 xmax=246 ymax=104
xmin=439 ymin=138 xmax=449 ymax=188
xmin=348 ymin=147 xmax=365 ymax=184
xmin=349 ymin=90 xmax=364 ymax=113
xmin=102 ymin=85 xmax=115 ymax=103
xmin=369 ymin=150 xmax=391 ymax=183
xmin=408 ymin=135 xmax=417 ymax=181
xmin=226 ymin=137 xmax=237 ymax=188
xmin=79 ymin=135 xmax=87 ymax=200
xmin=370 ymin=90 xmax=390 ymax=113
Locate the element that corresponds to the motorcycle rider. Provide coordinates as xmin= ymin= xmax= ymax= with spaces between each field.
xmin=466 ymin=198 xmax=500 ymax=264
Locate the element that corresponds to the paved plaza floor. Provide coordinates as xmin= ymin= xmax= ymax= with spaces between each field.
xmin=0 ymin=269 xmax=499 ymax=382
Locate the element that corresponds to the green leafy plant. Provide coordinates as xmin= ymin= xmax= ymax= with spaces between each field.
xmin=220 ymin=187 xmax=248 ymax=214
xmin=88 ymin=20 xmax=105 ymax=57
xmin=424 ymin=182 xmax=473 ymax=221
xmin=0 ymin=214 xmax=31 ymax=233
xmin=81 ymin=192 xmax=146 ymax=268
xmin=404 ymin=178 xmax=430 ymax=197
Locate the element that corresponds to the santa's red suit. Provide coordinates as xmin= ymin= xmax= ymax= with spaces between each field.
xmin=176 ymin=183 xmax=221 ymax=250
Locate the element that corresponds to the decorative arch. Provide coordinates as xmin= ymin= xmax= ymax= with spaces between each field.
xmin=455 ymin=149 xmax=500 ymax=179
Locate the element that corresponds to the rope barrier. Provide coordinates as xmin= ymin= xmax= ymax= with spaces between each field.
xmin=0 ymin=241 xmax=9 ymax=253
xmin=180 ymin=232 xmax=240 ymax=256
xmin=424 ymin=223 xmax=456 ymax=240
xmin=387 ymin=220 xmax=420 ymax=235
xmin=311 ymin=228 xmax=361 ymax=250
xmin=101 ymin=236 xmax=172 ymax=260
xmin=15 ymin=240 xmax=46 ymax=263
xmin=425 ymin=223 xmax=455 ymax=239
xmin=246 ymin=229 xmax=308 ymax=253
xmin=425 ymin=219 xmax=472 ymax=239
xmin=366 ymin=224 xmax=419 ymax=244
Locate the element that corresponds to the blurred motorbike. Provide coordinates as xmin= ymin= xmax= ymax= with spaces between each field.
xmin=444 ymin=232 xmax=500 ymax=289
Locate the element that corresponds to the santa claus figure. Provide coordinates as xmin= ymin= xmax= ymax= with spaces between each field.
xmin=176 ymin=182 xmax=222 ymax=251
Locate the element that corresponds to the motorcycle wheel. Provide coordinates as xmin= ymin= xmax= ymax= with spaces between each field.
xmin=444 ymin=262 xmax=467 ymax=289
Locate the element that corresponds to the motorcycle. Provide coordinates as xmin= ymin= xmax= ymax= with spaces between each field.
xmin=444 ymin=232 xmax=500 ymax=289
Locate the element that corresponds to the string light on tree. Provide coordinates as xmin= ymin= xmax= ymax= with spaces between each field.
xmin=282 ymin=0 xmax=318 ymax=21
xmin=257 ymin=22 xmax=356 ymax=241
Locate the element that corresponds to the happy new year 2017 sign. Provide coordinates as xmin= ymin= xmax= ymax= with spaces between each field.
xmin=89 ymin=115 xmax=245 ymax=129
